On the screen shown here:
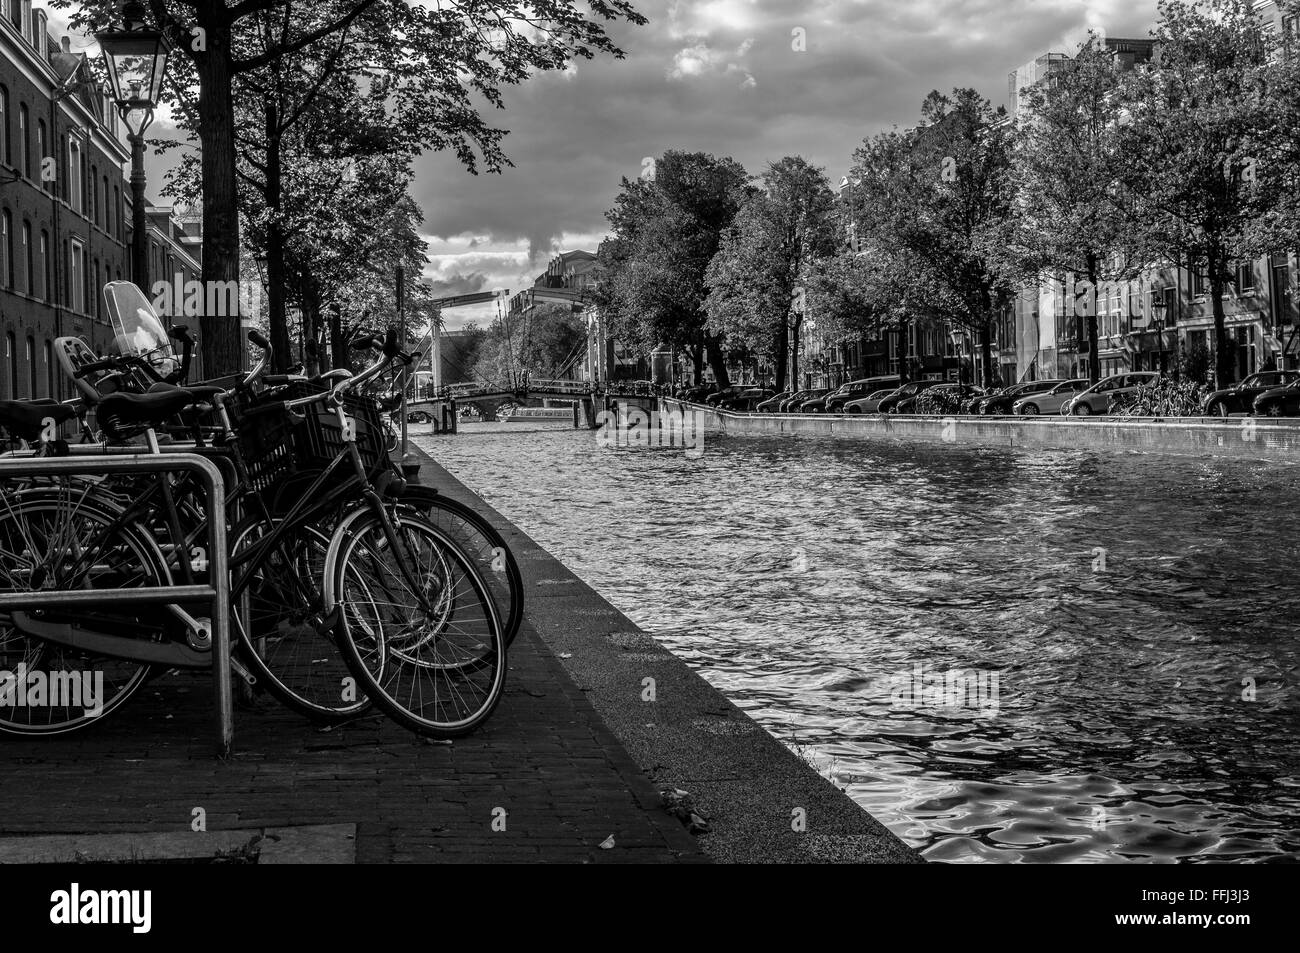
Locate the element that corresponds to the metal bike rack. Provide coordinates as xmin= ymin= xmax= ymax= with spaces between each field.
xmin=0 ymin=453 xmax=233 ymax=757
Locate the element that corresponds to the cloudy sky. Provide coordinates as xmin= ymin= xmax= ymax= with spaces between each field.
xmin=416 ymin=0 xmax=1168 ymax=327
xmin=53 ymin=0 xmax=1164 ymax=329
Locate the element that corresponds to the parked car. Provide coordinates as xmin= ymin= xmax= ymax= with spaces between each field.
xmin=721 ymin=387 xmax=774 ymax=411
xmin=973 ymin=379 xmax=1066 ymax=415
xmin=777 ymin=390 xmax=815 ymax=412
xmin=843 ymin=388 xmax=898 ymax=414
xmin=793 ymin=389 xmax=832 ymax=413
xmin=1066 ymin=372 xmax=1160 ymax=416
xmin=1252 ymin=378 xmax=1300 ymax=417
xmin=755 ymin=391 xmax=792 ymax=412
xmin=823 ymin=376 xmax=900 ymax=413
xmin=1203 ymin=370 xmax=1300 ymax=417
xmin=1012 ymin=379 xmax=1089 ymax=415
xmin=682 ymin=383 xmax=717 ymax=403
xmin=704 ymin=385 xmax=747 ymax=407
xmin=879 ymin=380 xmax=938 ymax=414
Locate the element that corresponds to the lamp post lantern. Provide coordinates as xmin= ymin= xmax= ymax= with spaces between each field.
xmin=96 ymin=1 xmax=172 ymax=294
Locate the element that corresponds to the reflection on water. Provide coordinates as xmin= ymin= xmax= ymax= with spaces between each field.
xmin=418 ymin=422 xmax=1300 ymax=863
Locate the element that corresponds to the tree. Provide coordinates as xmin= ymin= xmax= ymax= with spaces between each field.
xmin=845 ymin=92 xmax=1017 ymax=387
xmin=598 ymin=151 xmax=752 ymax=386
xmin=1011 ymin=34 xmax=1161 ymax=384
xmin=703 ymin=157 xmax=840 ymax=392
xmin=59 ymin=0 xmax=648 ymax=376
xmin=1118 ymin=0 xmax=1282 ymax=385
xmin=1256 ymin=1 xmax=1300 ymax=302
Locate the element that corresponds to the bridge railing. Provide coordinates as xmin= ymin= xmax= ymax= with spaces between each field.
xmin=434 ymin=378 xmax=595 ymax=400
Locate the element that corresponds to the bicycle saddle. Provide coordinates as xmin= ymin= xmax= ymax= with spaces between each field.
xmin=147 ymin=380 xmax=228 ymax=402
xmin=0 ymin=400 xmax=78 ymax=441
xmin=98 ymin=389 xmax=205 ymax=439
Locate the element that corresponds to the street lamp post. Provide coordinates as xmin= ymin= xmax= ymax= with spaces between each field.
xmin=96 ymin=2 xmax=172 ymax=295
xmin=1150 ymin=295 xmax=1168 ymax=375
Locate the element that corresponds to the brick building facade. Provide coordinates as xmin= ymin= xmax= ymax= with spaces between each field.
xmin=0 ymin=4 xmax=200 ymax=401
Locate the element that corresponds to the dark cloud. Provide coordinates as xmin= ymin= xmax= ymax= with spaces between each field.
xmin=413 ymin=0 xmax=1162 ymax=260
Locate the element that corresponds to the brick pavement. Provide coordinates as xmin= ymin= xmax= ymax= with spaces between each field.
xmin=0 ymin=600 xmax=705 ymax=863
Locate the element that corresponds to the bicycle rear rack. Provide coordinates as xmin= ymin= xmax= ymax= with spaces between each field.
xmin=0 ymin=453 xmax=233 ymax=758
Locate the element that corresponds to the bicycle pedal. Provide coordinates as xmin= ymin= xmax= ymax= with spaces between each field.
xmin=229 ymin=657 xmax=258 ymax=688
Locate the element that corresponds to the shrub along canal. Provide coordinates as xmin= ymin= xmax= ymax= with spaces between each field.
xmin=418 ymin=422 xmax=1299 ymax=863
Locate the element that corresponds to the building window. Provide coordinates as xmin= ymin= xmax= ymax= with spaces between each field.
xmin=68 ymin=138 xmax=82 ymax=214
xmin=1 ymin=210 xmax=10 ymax=289
xmin=89 ymin=164 xmax=97 ymax=225
xmin=5 ymin=331 xmax=14 ymax=399
xmin=103 ymin=175 xmax=111 ymax=233
xmin=25 ymin=335 xmax=34 ymax=398
xmin=20 ymin=220 xmax=29 ymax=294
xmin=1236 ymin=261 xmax=1256 ymax=294
xmin=39 ymin=229 xmax=48 ymax=301
xmin=44 ymin=339 xmax=53 ymax=400
xmin=69 ymin=239 xmax=84 ymax=313
xmin=1192 ymin=265 xmax=1207 ymax=297
xmin=0 ymin=86 xmax=7 ymax=167
xmin=35 ymin=119 xmax=46 ymax=191
xmin=113 ymin=185 xmax=121 ymax=239
xmin=18 ymin=103 xmax=28 ymax=178
xmin=93 ymin=257 xmax=100 ymax=318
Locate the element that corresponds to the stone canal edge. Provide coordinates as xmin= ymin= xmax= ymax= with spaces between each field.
xmin=412 ymin=445 xmax=922 ymax=863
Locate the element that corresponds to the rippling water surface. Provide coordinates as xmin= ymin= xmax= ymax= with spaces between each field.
xmin=417 ymin=422 xmax=1300 ymax=863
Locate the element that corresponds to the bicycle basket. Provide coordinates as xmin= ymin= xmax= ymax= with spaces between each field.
xmin=228 ymin=389 xmax=299 ymax=493
xmin=277 ymin=381 xmax=387 ymax=476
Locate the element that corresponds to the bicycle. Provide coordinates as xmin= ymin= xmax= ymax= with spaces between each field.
xmin=1 ymin=322 xmax=508 ymax=737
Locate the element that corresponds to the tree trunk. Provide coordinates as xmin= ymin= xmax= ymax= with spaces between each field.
xmin=1085 ymin=259 xmax=1101 ymax=384
xmin=704 ymin=332 xmax=730 ymax=388
xmin=980 ymin=320 xmax=994 ymax=388
xmin=329 ymin=298 xmax=348 ymax=372
xmin=773 ymin=320 xmax=789 ymax=392
xmin=195 ymin=12 xmax=244 ymax=377
xmin=265 ymin=99 xmax=290 ymax=371
xmin=690 ymin=339 xmax=704 ymax=384
xmin=1209 ymin=264 xmax=1233 ymax=386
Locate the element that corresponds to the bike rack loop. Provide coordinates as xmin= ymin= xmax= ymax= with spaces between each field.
xmin=0 ymin=452 xmax=233 ymax=758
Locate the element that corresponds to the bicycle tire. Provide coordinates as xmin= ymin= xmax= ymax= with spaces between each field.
xmin=324 ymin=507 xmax=506 ymax=738
xmin=0 ymin=490 xmax=162 ymax=735
xmin=395 ymin=485 xmax=524 ymax=647
xmin=229 ymin=515 xmax=371 ymax=723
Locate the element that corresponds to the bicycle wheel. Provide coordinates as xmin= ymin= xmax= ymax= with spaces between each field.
xmin=230 ymin=516 xmax=370 ymax=723
xmin=266 ymin=470 xmax=524 ymax=647
xmin=0 ymin=489 xmax=161 ymax=734
xmin=325 ymin=508 xmax=505 ymax=738
xmin=395 ymin=486 xmax=524 ymax=647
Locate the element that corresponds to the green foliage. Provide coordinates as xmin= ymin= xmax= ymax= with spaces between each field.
xmin=1179 ymin=337 xmax=1212 ymax=383
xmin=703 ymin=157 xmax=840 ymax=385
xmin=1117 ymin=0 xmax=1284 ymax=385
xmin=1110 ymin=378 xmax=1211 ymax=416
xmin=598 ymin=151 xmax=752 ymax=382
xmin=913 ymin=388 xmax=966 ymax=415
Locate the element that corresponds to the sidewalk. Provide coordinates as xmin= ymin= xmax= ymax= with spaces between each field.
xmin=0 ymin=525 xmax=704 ymax=863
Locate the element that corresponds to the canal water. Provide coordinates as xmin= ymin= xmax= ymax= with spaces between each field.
xmin=417 ymin=422 xmax=1300 ymax=863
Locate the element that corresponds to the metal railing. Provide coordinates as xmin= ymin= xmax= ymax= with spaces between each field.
xmin=0 ymin=452 xmax=233 ymax=757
